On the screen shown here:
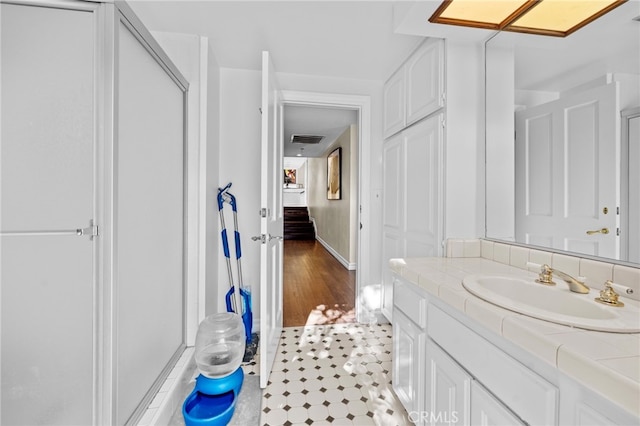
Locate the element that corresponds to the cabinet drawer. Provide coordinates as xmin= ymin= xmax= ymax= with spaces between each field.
xmin=393 ymin=278 xmax=427 ymax=328
xmin=428 ymin=305 xmax=558 ymax=426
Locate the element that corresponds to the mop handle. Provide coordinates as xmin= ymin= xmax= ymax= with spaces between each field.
xmin=223 ymin=190 xmax=242 ymax=261
xmin=217 ymin=182 xmax=232 ymax=210
xmin=217 ymin=185 xmax=233 ymax=260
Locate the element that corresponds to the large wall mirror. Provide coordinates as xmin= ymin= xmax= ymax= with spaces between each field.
xmin=485 ymin=1 xmax=640 ymax=265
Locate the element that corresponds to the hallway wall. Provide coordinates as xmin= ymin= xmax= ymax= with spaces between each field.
xmin=308 ymin=125 xmax=358 ymax=268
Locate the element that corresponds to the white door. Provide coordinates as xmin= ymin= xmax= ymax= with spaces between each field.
xmin=259 ymin=51 xmax=284 ymax=388
xmin=515 ymin=83 xmax=619 ymax=258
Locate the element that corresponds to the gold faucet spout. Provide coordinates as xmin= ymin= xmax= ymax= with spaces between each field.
xmin=552 ymin=268 xmax=590 ymax=294
xmin=537 ymin=264 xmax=590 ymax=294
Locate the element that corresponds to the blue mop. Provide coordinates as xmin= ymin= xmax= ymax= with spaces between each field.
xmin=217 ymin=183 xmax=259 ymax=362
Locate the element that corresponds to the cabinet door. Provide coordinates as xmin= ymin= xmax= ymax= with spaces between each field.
xmin=426 ymin=342 xmax=471 ymax=426
xmin=382 ymin=134 xmax=404 ymax=322
xmin=392 ymin=311 xmax=425 ymax=415
xmin=471 ymin=381 xmax=524 ymax=426
xmin=403 ymin=114 xmax=443 ymax=258
xmin=406 ymin=39 xmax=444 ymax=126
xmin=383 ymin=68 xmax=406 ymax=138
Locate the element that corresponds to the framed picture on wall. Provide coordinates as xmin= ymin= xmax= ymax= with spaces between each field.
xmin=284 ymin=168 xmax=297 ymax=185
xmin=327 ymin=147 xmax=341 ymax=200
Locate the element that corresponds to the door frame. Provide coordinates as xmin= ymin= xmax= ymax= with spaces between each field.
xmin=621 ymin=107 xmax=640 ymax=263
xmin=280 ymin=90 xmax=371 ymax=323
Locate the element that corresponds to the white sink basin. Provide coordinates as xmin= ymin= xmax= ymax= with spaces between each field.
xmin=462 ymin=275 xmax=640 ymax=333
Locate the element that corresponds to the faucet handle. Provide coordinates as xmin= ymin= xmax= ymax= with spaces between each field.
xmin=534 ymin=263 xmax=556 ymax=286
xmin=595 ymin=280 xmax=625 ymax=307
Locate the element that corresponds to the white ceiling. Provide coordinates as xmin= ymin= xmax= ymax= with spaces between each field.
xmin=283 ymin=105 xmax=358 ymax=157
xmin=127 ymin=1 xmax=448 ymax=159
xmin=127 ymin=0 xmax=441 ymax=81
xmin=128 ymin=0 xmax=640 ymax=158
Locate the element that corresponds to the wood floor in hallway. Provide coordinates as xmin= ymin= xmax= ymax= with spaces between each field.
xmin=283 ymin=240 xmax=356 ymax=327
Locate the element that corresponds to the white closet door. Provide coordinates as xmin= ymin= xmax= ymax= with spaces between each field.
xmin=404 ymin=114 xmax=443 ymax=257
xmin=1 ymin=3 xmax=95 ymax=425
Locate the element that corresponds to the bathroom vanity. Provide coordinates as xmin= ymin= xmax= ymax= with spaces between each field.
xmin=390 ymin=240 xmax=640 ymax=425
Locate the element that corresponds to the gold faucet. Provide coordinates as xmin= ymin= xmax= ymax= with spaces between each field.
xmin=534 ymin=264 xmax=590 ymax=294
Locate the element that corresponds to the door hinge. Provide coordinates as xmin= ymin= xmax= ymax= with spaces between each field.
xmin=617 ymin=228 xmax=620 ymax=236
xmin=260 ymin=208 xmax=268 ymax=218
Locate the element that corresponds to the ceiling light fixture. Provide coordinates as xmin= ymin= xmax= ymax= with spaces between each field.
xmin=428 ymin=0 xmax=626 ymax=37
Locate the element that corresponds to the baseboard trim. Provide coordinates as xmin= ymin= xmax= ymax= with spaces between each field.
xmin=316 ymin=236 xmax=357 ymax=271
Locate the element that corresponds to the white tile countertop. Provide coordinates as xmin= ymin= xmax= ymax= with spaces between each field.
xmin=389 ymin=256 xmax=640 ymax=418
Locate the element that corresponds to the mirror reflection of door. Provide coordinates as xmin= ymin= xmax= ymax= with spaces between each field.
xmin=515 ymin=83 xmax=619 ymax=259
xmin=622 ymin=108 xmax=640 ymax=263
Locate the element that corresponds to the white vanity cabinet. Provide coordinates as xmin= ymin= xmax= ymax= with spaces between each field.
xmin=383 ymin=38 xmax=445 ymax=139
xmin=471 ymin=381 xmax=525 ymax=426
xmin=392 ymin=278 xmax=428 ymax=415
xmin=428 ymin=304 xmax=558 ymax=425
xmin=426 ymin=338 xmax=525 ymax=426
xmin=391 ymin=274 xmax=557 ymax=425
xmin=391 ymin=259 xmax=640 ymax=426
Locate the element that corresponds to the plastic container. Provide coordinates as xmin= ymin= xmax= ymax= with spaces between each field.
xmin=194 ymin=313 xmax=245 ymax=379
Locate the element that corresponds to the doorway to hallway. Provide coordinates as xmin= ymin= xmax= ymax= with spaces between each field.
xmin=279 ymin=90 xmax=372 ymax=325
xmin=283 ymin=240 xmax=356 ymax=327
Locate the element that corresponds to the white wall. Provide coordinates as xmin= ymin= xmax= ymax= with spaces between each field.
xmin=204 ymin=43 xmax=221 ymax=317
xmin=485 ymin=43 xmax=516 ymax=242
xmin=217 ymin=68 xmax=263 ymax=317
xmin=307 ymin=125 xmax=357 ymax=268
xmin=444 ymin=41 xmax=485 ymax=241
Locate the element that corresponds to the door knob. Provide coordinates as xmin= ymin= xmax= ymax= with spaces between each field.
xmin=586 ymin=228 xmax=609 ymax=235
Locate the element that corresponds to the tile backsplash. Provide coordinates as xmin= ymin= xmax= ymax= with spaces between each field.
xmin=445 ymin=239 xmax=640 ymax=302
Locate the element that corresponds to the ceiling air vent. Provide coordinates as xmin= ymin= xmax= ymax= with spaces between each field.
xmin=291 ymin=134 xmax=324 ymax=144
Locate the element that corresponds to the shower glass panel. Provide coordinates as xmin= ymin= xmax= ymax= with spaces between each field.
xmin=1 ymin=3 xmax=95 ymax=425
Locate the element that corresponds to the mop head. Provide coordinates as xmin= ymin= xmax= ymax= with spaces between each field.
xmin=243 ymin=333 xmax=260 ymax=363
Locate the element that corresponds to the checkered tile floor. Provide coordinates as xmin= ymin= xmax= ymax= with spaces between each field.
xmin=260 ymin=323 xmax=410 ymax=425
